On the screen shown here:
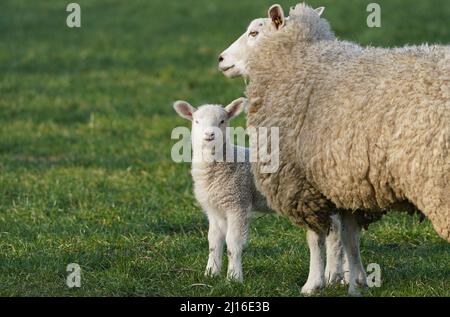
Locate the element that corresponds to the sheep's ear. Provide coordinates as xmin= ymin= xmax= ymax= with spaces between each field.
xmin=268 ymin=4 xmax=285 ymax=30
xmin=225 ymin=98 xmax=246 ymax=119
xmin=315 ymin=6 xmax=325 ymax=16
xmin=173 ymin=101 xmax=196 ymax=121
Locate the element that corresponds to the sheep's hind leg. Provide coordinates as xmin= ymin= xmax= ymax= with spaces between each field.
xmin=225 ymin=210 xmax=249 ymax=282
xmin=205 ymin=214 xmax=226 ymax=277
xmin=301 ymin=229 xmax=326 ymax=295
xmin=324 ymin=214 xmax=345 ymax=285
xmin=341 ymin=212 xmax=367 ymax=296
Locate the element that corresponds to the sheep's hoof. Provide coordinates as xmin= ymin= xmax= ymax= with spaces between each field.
xmin=348 ymin=286 xmax=363 ymax=297
xmin=301 ymin=280 xmax=325 ymax=295
xmin=342 ymin=273 xmax=350 ymax=285
xmin=226 ymin=270 xmax=243 ymax=283
xmin=325 ymin=272 xmax=345 ymax=286
xmin=357 ymin=276 xmax=368 ymax=289
xmin=348 ymin=280 xmax=368 ymax=297
xmin=204 ymin=267 xmax=220 ymax=278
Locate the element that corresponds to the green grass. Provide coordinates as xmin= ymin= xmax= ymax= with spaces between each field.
xmin=0 ymin=0 xmax=449 ymax=296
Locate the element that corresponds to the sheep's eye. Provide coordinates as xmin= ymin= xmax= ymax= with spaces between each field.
xmin=249 ymin=31 xmax=259 ymax=37
xmin=220 ymin=120 xmax=225 ymax=124
xmin=195 ymin=120 xmax=199 ymax=124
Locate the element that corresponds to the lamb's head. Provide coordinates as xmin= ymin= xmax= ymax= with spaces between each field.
xmin=218 ymin=3 xmax=326 ymax=78
xmin=173 ymin=98 xmax=246 ymax=150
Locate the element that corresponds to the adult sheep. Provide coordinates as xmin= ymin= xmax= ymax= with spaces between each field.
xmin=219 ymin=3 xmax=450 ymax=295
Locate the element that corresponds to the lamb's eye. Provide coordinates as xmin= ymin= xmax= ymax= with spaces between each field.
xmin=220 ymin=120 xmax=225 ymax=124
xmin=195 ymin=120 xmax=199 ymax=124
xmin=249 ymin=31 xmax=259 ymax=37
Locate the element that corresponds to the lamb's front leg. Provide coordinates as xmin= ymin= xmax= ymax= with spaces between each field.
xmin=225 ymin=210 xmax=249 ymax=282
xmin=301 ymin=229 xmax=326 ymax=295
xmin=205 ymin=214 xmax=226 ymax=277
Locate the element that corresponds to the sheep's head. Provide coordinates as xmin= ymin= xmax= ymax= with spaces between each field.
xmin=173 ymin=98 xmax=246 ymax=150
xmin=218 ymin=3 xmax=325 ymax=78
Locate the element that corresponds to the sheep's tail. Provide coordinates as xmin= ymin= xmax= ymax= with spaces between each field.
xmin=392 ymin=104 xmax=450 ymax=242
xmin=403 ymin=151 xmax=450 ymax=242
xmin=419 ymin=181 xmax=450 ymax=242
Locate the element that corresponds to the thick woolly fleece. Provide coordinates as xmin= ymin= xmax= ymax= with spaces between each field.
xmin=246 ymin=4 xmax=449 ymax=240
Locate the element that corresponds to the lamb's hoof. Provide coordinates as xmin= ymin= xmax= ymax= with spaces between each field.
xmin=301 ymin=280 xmax=325 ymax=295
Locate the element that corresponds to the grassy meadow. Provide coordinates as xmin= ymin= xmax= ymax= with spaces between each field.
xmin=0 ymin=0 xmax=449 ymax=296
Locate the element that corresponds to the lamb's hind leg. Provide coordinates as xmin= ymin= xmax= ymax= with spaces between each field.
xmin=301 ymin=229 xmax=326 ymax=295
xmin=225 ymin=209 xmax=249 ymax=282
xmin=324 ymin=214 xmax=345 ymax=285
xmin=341 ymin=211 xmax=367 ymax=296
xmin=205 ymin=213 xmax=226 ymax=277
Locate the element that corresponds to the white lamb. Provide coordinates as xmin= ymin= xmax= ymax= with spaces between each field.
xmin=173 ymin=98 xmax=271 ymax=282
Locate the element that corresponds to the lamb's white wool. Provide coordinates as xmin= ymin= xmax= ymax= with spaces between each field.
xmin=174 ymin=98 xmax=271 ymax=282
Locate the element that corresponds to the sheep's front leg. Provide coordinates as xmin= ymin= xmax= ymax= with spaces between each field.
xmin=301 ymin=229 xmax=326 ymax=295
xmin=225 ymin=211 xmax=249 ymax=282
xmin=324 ymin=214 xmax=345 ymax=285
xmin=343 ymin=251 xmax=350 ymax=284
xmin=205 ymin=214 xmax=226 ymax=277
xmin=341 ymin=212 xmax=367 ymax=296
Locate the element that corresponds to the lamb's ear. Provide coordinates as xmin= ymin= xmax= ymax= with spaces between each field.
xmin=268 ymin=4 xmax=285 ymax=30
xmin=225 ymin=98 xmax=246 ymax=119
xmin=315 ymin=6 xmax=325 ymax=16
xmin=173 ymin=101 xmax=196 ymax=121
